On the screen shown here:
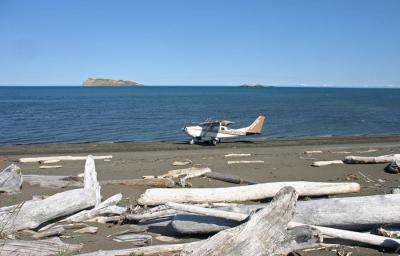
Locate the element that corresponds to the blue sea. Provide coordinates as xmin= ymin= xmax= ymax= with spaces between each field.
xmin=0 ymin=86 xmax=399 ymax=145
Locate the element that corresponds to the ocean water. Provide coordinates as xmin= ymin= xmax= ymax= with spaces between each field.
xmin=0 ymin=86 xmax=399 ymax=145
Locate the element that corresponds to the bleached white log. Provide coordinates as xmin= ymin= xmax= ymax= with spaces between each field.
xmin=227 ymin=160 xmax=264 ymax=164
xmin=166 ymin=202 xmax=247 ymax=222
xmin=39 ymin=165 xmax=62 ymax=169
xmin=180 ymin=187 xmax=322 ymax=256
xmin=224 ymin=153 xmax=251 ymax=157
xmin=289 ymin=222 xmax=400 ymax=250
xmin=331 ymin=151 xmax=351 ymax=154
xmin=344 ymin=154 xmax=400 ymax=164
xmin=312 ymin=160 xmax=344 ymax=167
xmin=64 ymin=193 xmax=122 ymax=222
xmin=19 ymin=155 xmax=112 ymax=163
xmin=0 ymin=237 xmax=82 ymax=256
xmin=158 ymin=167 xmax=211 ymax=179
xmin=23 ymin=174 xmax=82 ymax=188
xmin=357 ymin=149 xmax=378 ymax=153
xmin=304 ymin=150 xmax=323 ymax=154
xmin=172 ymin=159 xmax=192 ymax=166
xmin=0 ymin=156 xmax=101 ymax=234
xmin=172 ymin=193 xmax=400 ymax=234
xmin=138 ymin=181 xmax=360 ymax=205
xmin=0 ymin=164 xmax=23 ymax=193
xmin=41 ymin=159 xmax=60 ymax=164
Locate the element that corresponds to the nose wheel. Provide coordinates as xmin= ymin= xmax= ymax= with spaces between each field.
xmin=212 ymin=139 xmax=218 ymax=146
xmin=189 ymin=139 xmax=195 ymax=145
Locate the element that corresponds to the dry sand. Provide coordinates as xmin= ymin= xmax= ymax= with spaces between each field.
xmin=1 ymin=136 xmax=400 ymax=255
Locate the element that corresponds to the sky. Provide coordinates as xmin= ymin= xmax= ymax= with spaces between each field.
xmin=0 ymin=0 xmax=399 ymax=87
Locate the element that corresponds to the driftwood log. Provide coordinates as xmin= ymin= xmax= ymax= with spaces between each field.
xmin=0 ymin=156 xmax=101 ymax=234
xmin=79 ymin=187 xmax=322 ymax=256
xmin=138 ymin=181 xmax=360 ymax=205
xmin=180 ymin=187 xmax=322 ymax=255
xmin=312 ymin=160 xmax=344 ymax=167
xmin=344 ymin=154 xmax=400 ymax=164
xmin=172 ymin=193 xmax=400 ymax=234
xmin=205 ymin=171 xmax=257 ymax=185
xmin=101 ymin=178 xmax=175 ymax=188
xmin=0 ymin=237 xmax=82 ymax=256
xmin=0 ymin=164 xmax=23 ymax=193
xmin=167 ymin=200 xmax=400 ymax=250
xmin=64 ymin=193 xmax=124 ymax=222
xmin=23 ymin=174 xmax=175 ymax=189
xmin=19 ymin=155 xmax=112 ymax=163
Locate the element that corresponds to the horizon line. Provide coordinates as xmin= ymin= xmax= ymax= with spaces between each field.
xmin=0 ymin=84 xmax=399 ymax=89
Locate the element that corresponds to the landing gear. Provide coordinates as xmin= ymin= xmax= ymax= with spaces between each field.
xmin=189 ymin=139 xmax=195 ymax=145
xmin=212 ymin=139 xmax=218 ymax=146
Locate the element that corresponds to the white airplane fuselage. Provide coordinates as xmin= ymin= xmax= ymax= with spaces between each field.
xmin=183 ymin=116 xmax=265 ymax=144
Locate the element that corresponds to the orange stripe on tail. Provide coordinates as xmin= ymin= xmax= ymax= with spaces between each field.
xmin=246 ymin=116 xmax=265 ymax=134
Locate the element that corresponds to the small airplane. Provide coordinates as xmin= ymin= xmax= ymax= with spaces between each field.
xmin=183 ymin=115 xmax=265 ymax=145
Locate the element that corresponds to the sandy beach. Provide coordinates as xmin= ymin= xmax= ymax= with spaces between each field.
xmin=1 ymin=136 xmax=400 ymax=255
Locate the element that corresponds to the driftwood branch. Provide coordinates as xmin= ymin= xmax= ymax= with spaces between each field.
xmin=138 ymin=181 xmax=360 ymax=205
xmin=0 ymin=156 xmax=101 ymax=234
xmin=19 ymin=155 xmax=112 ymax=163
xmin=205 ymin=171 xmax=257 ymax=185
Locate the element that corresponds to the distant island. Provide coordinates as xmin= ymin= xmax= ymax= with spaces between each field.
xmin=240 ymin=83 xmax=274 ymax=88
xmin=82 ymin=78 xmax=143 ymax=86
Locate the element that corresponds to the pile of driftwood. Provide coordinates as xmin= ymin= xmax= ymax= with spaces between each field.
xmin=1 ymin=155 xmax=400 ymax=256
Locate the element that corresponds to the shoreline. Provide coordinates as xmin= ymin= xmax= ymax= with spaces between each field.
xmin=1 ymin=135 xmax=400 ymax=155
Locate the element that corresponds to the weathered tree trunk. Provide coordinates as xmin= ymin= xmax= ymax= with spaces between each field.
xmin=180 ymin=187 xmax=322 ymax=256
xmin=64 ymin=193 xmax=123 ymax=222
xmin=0 ymin=164 xmax=23 ymax=193
xmin=138 ymin=181 xmax=360 ymax=205
xmin=101 ymin=178 xmax=175 ymax=188
xmin=19 ymin=155 xmax=112 ymax=163
xmin=172 ymin=193 xmax=400 ymax=235
xmin=0 ymin=237 xmax=83 ymax=256
xmin=205 ymin=171 xmax=257 ymax=185
xmin=344 ymin=154 xmax=400 ymax=164
xmin=0 ymin=156 xmax=101 ymax=234
xmin=312 ymin=160 xmax=344 ymax=167
xmin=288 ymin=222 xmax=400 ymax=250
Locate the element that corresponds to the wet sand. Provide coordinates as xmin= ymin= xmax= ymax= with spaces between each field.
xmin=1 ymin=136 xmax=400 ymax=255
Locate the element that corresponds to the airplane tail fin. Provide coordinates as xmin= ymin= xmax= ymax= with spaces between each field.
xmin=246 ymin=116 xmax=265 ymax=134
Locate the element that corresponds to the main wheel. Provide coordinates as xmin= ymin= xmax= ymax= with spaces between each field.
xmin=189 ymin=139 xmax=195 ymax=145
